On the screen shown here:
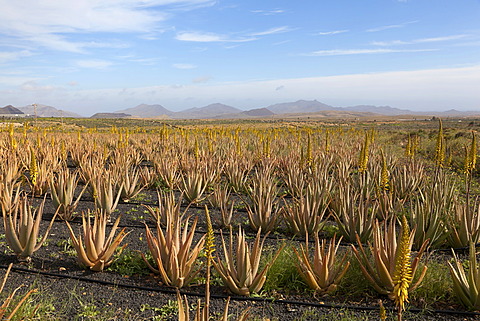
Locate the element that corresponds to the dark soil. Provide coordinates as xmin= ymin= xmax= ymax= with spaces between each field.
xmin=0 ymin=188 xmax=479 ymax=320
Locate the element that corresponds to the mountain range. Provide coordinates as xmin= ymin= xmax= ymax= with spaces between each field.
xmin=1 ymin=101 xmax=478 ymax=119
xmin=112 ymin=100 xmax=479 ymax=119
xmin=15 ymin=104 xmax=81 ymax=117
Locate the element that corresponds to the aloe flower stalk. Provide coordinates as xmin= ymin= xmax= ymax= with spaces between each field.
xmin=351 ymin=217 xmax=428 ymax=300
xmin=393 ymin=215 xmax=413 ymax=317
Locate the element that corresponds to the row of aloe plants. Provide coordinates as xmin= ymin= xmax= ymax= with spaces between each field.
xmin=1 ymin=131 xmax=477 ymax=250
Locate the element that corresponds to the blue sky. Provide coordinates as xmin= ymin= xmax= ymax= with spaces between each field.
xmin=0 ymin=0 xmax=479 ymax=116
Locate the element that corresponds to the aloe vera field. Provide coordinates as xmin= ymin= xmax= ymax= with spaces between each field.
xmin=1 ymin=116 xmax=480 ymax=320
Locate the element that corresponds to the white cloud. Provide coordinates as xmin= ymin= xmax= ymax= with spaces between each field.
xmin=20 ymin=81 xmax=57 ymax=92
xmin=366 ymin=21 xmax=418 ymax=32
xmin=192 ymin=76 xmax=212 ymax=83
xmin=75 ymin=59 xmax=114 ymax=69
xmin=0 ymin=75 xmax=42 ymax=86
xmin=307 ymin=48 xmax=436 ymax=56
xmin=0 ymin=50 xmax=33 ymax=63
xmin=176 ymin=26 xmax=291 ymax=44
xmin=251 ymin=9 xmax=285 ymax=15
xmin=173 ymin=63 xmax=197 ymax=69
xmin=250 ymin=26 xmax=292 ymax=36
xmin=175 ymin=31 xmax=256 ymax=42
xmin=0 ymin=1 xmax=214 ymax=52
xmin=176 ymin=31 xmax=225 ymax=42
xmin=316 ymin=30 xmax=349 ymax=36
xmin=372 ymin=34 xmax=468 ymax=46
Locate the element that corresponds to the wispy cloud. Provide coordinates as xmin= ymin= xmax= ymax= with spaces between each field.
xmin=251 ymin=9 xmax=285 ymax=15
xmin=176 ymin=31 xmax=256 ymax=42
xmin=366 ymin=20 xmax=418 ymax=32
xmin=372 ymin=34 xmax=468 ymax=46
xmin=75 ymin=60 xmax=113 ymax=69
xmin=0 ymin=50 xmax=33 ymax=64
xmin=20 ymin=81 xmax=56 ymax=92
xmin=307 ymin=48 xmax=436 ymax=56
xmin=0 ymin=1 xmax=214 ymax=53
xmin=173 ymin=63 xmax=197 ymax=69
xmin=250 ymin=26 xmax=293 ymax=36
xmin=316 ymin=30 xmax=349 ymax=36
xmin=177 ymin=26 xmax=292 ymax=43
xmin=192 ymin=76 xmax=212 ymax=83
xmin=273 ymin=40 xmax=291 ymax=46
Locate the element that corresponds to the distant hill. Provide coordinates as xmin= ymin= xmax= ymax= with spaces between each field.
xmin=0 ymin=105 xmax=24 ymax=114
xmin=116 ymin=104 xmax=173 ymax=118
xmin=241 ymin=108 xmax=274 ymax=117
xmin=266 ymin=100 xmax=335 ymax=114
xmin=277 ymin=109 xmax=380 ymax=119
xmin=172 ymin=103 xmax=242 ymax=119
xmin=18 ymin=104 xmax=81 ymax=117
xmin=343 ymin=105 xmax=412 ymax=116
xmin=90 ymin=113 xmax=131 ymax=119
xmin=214 ymin=107 xmax=275 ymax=119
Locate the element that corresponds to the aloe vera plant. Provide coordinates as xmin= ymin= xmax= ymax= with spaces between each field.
xmin=351 ymin=217 xmax=428 ymax=299
xmin=0 ymin=177 xmax=21 ymax=217
xmin=449 ymin=243 xmax=480 ymax=310
xmin=114 ymin=166 xmax=147 ymax=201
xmin=447 ymin=199 xmax=480 ymax=248
xmin=50 ymin=169 xmax=88 ymax=220
xmin=3 ymin=196 xmax=57 ymax=262
xmin=65 ymin=210 xmax=130 ymax=271
xmin=154 ymin=157 xmax=180 ymax=190
xmin=143 ymin=215 xmax=205 ymax=288
xmin=181 ymin=169 xmax=208 ymax=204
xmin=213 ymin=227 xmax=284 ymax=296
xmin=409 ymin=174 xmax=454 ymax=249
xmin=208 ymin=185 xmax=235 ymax=227
xmin=283 ymin=181 xmax=331 ymax=236
xmin=143 ymin=190 xmax=185 ymax=226
xmin=245 ymin=168 xmax=281 ymax=233
xmin=294 ymin=234 xmax=350 ymax=294
xmin=91 ymin=172 xmax=123 ymax=217
xmin=331 ymin=184 xmax=376 ymax=243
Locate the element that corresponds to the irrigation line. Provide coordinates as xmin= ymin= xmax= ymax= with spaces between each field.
xmin=1 ymin=264 xmax=479 ymax=317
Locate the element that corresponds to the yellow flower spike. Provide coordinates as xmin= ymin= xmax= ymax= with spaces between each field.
xmin=393 ymin=215 xmax=413 ymax=313
xmin=205 ymin=206 xmax=215 ymax=261
xmin=465 ymin=131 xmax=477 ymax=175
xmin=194 ymin=137 xmax=199 ymax=161
xmin=29 ymin=147 xmax=38 ymax=187
xmin=380 ymin=149 xmax=390 ymax=192
xmin=435 ymin=118 xmax=445 ymax=168
xmin=358 ymin=132 xmax=370 ymax=173
xmin=405 ymin=135 xmax=412 ymax=159
xmin=379 ymin=300 xmax=387 ymax=321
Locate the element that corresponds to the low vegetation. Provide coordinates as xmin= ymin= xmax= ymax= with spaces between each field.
xmin=0 ymin=117 xmax=479 ymax=319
